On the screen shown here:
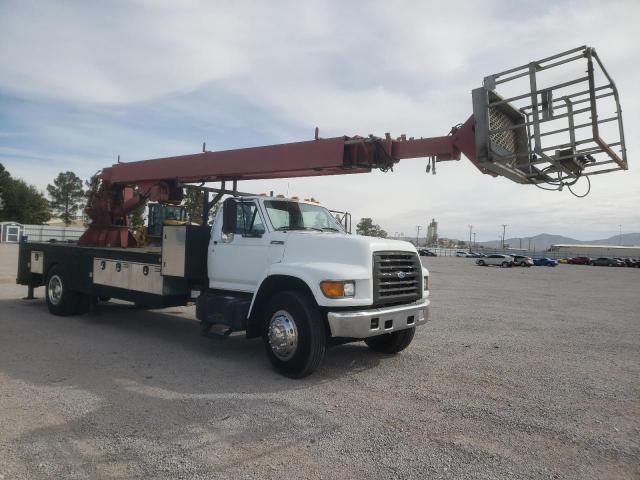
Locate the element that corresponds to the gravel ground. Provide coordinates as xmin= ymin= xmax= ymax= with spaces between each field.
xmin=0 ymin=243 xmax=638 ymax=479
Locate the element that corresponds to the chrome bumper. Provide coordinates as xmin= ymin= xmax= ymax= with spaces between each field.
xmin=327 ymin=299 xmax=429 ymax=338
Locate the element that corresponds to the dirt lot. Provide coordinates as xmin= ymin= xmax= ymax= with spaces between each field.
xmin=0 ymin=243 xmax=638 ymax=479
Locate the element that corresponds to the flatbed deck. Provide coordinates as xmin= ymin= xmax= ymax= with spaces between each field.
xmin=15 ymin=227 xmax=210 ymax=309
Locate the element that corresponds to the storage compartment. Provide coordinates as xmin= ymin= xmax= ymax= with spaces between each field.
xmin=129 ymin=263 xmax=163 ymax=294
xmin=93 ymin=257 xmax=184 ymax=296
xmin=161 ymin=225 xmax=210 ymax=281
xmin=30 ymin=251 xmax=44 ymax=274
xmin=93 ymin=258 xmax=130 ymax=288
xmin=161 ymin=226 xmax=186 ymax=277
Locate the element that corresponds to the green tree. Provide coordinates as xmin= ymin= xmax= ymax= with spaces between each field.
xmin=182 ymin=188 xmax=222 ymax=225
xmin=47 ymin=171 xmax=85 ymax=225
xmin=0 ymin=163 xmax=50 ymax=224
xmin=12 ymin=180 xmax=51 ymax=224
xmin=356 ymin=217 xmax=387 ymax=238
xmin=183 ymin=188 xmax=204 ymax=224
xmin=129 ymin=201 xmax=147 ymax=228
xmin=0 ymin=164 xmax=10 ymax=214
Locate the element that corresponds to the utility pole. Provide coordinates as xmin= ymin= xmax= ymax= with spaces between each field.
xmin=619 ymin=224 xmax=622 ymax=245
xmin=416 ymin=225 xmax=422 ymax=246
xmin=501 ymin=224 xmax=508 ymax=250
xmin=468 ymin=225 xmax=473 ymax=250
xmin=473 ymin=232 xmax=476 ymax=249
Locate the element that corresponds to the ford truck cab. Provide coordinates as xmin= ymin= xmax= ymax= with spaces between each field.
xmin=197 ymin=195 xmax=430 ymax=377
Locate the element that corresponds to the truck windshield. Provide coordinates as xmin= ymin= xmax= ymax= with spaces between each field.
xmin=264 ymin=200 xmax=344 ymax=232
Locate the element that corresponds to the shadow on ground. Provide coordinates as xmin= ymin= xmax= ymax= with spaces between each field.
xmin=1 ymin=295 xmax=393 ymax=477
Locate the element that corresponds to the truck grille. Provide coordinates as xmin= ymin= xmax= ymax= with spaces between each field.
xmin=373 ymin=251 xmax=422 ymax=306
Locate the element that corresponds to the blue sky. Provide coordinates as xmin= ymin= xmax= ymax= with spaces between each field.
xmin=1 ymin=0 xmax=638 ymax=241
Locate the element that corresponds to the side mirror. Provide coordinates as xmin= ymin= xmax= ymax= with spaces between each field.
xmin=221 ymin=198 xmax=237 ymax=234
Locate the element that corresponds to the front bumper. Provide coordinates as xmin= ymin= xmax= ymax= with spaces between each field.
xmin=327 ymin=298 xmax=429 ymax=338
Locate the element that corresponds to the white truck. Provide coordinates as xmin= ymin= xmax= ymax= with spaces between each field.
xmin=18 ymin=195 xmax=429 ymax=378
xmin=19 ymin=46 xmax=619 ymax=377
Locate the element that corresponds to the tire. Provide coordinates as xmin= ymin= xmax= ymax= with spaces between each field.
xmin=608 ymin=263 xmax=613 ymax=267
xmin=365 ymin=328 xmax=415 ymax=354
xmin=45 ymin=266 xmax=81 ymax=316
xmin=477 ymin=260 xmax=485 ymax=266
xmin=501 ymin=262 xmax=509 ymax=268
xmin=262 ymin=290 xmax=326 ymax=378
xmin=590 ymin=262 xmax=595 ymax=266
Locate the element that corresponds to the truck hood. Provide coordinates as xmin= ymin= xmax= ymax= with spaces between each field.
xmin=279 ymin=232 xmax=418 ymax=269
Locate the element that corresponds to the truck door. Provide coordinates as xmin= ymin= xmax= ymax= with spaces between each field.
xmin=209 ymin=199 xmax=280 ymax=292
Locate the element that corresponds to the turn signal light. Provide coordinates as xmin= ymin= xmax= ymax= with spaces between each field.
xmin=424 ymin=276 xmax=429 ymax=290
xmin=320 ymin=281 xmax=355 ymax=298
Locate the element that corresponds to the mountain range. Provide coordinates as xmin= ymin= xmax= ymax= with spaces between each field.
xmin=477 ymin=233 xmax=640 ymax=251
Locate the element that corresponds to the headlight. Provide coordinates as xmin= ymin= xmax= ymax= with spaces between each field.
xmin=320 ymin=280 xmax=355 ymax=298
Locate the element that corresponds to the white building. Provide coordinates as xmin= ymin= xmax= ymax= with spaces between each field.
xmin=0 ymin=222 xmax=22 ymax=243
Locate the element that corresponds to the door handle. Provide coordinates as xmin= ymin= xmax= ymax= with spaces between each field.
xmin=270 ymin=240 xmax=285 ymax=245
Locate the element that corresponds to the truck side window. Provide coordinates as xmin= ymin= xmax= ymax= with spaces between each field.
xmin=235 ymin=202 xmax=265 ymax=236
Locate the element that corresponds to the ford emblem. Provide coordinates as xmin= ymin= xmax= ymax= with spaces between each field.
xmin=397 ymin=271 xmax=406 ymax=279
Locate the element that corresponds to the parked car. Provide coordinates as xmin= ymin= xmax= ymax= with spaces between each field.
xmin=512 ymin=255 xmax=534 ymax=267
xmin=468 ymin=252 xmax=485 ymax=258
xmin=590 ymin=257 xmax=625 ymax=267
xmin=455 ymin=250 xmax=471 ymax=257
xmin=616 ymin=257 xmax=637 ymax=267
xmin=418 ymin=248 xmax=437 ymax=257
xmin=512 ymin=255 xmax=533 ymax=266
xmin=558 ymin=258 xmax=568 ymax=264
xmin=476 ymin=254 xmax=514 ymax=267
xmin=533 ymin=257 xmax=559 ymax=267
xmin=567 ymin=256 xmax=591 ymax=265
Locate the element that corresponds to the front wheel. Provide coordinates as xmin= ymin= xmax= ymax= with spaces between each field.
xmin=45 ymin=266 xmax=81 ymax=316
xmin=477 ymin=260 xmax=485 ymax=266
xmin=501 ymin=261 xmax=509 ymax=268
xmin=262 ymin=290 xmax=326 ymax=378
xmin=365 ymin=328 xmax=415 ymax=354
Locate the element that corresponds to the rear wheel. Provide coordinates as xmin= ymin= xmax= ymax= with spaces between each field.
xmin=45 ymin=266 xmax=81 ymax=316
xmin=262 ymin=290 xmax=326 ymax=378
xmin=365 ymin=328 xmax=415 ymax=354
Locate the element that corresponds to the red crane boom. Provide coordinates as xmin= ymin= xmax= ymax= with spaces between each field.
xmin=80 ymin=46 xmax=627 ymax=248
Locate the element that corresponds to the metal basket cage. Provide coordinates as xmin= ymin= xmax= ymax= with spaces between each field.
xmin=472 ymin=46 xmax=627 ymax=186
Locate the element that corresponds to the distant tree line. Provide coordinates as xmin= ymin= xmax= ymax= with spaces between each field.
xmin=0 ymin=162 xmax=213 ymax=227
xmin=0 ymin=163 xmax=50 ymax=224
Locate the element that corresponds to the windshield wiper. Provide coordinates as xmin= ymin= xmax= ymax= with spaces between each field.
xmin=275 ymin=226 xmax=323 ymax=232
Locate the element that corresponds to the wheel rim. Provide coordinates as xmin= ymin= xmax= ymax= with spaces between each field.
xmin=48 ymin=274 xmax=63 ymax=305
xmin=267 ymin=310 xmax=298 ymax=360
